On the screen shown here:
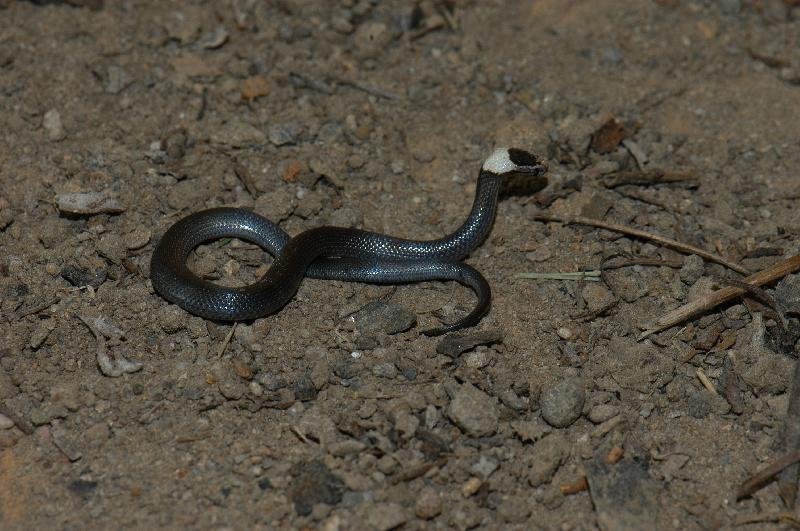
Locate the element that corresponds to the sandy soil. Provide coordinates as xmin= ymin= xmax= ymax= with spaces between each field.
xmin=1 ymin=0 xmax=800 ymax=529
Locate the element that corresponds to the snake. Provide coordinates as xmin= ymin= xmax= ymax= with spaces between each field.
xmin=150 ymin=147 xmax=547 ymax=336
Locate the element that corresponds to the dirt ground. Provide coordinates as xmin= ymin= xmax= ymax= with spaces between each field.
xmin=1 ymin=0 xmax=800 ymax=529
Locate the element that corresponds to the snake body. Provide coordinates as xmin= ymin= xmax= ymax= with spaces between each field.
xmin=150 ymin=148 xmax=547 ymax=335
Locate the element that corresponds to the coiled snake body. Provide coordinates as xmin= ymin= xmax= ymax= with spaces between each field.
xmin=150 ymin=147 xmax=547 ymax=336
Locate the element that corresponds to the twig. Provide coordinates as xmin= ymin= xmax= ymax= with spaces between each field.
xmin=13 ymin=296 xmax=60 ymax=320
xmin=233 ymin=161 xmax=258 ymax=197
xmin=716 ymin=276 xmax=787 ymax=330
xmin=534 ymin=214 xmax=749 ymax=275
xmin=601 ymin=257 xmax=684 ymax=270
xmin=696 ymin=368 xmax=718 ymax=395
xmin=515 ymin=271 xmax=601 ymax=282
xmin=216 ymin=323 xmax=237 ymax=358
xmin=600 ymin=169 xmax=697 ymax=188
xmin=640 ymin=255 xmax=800 ymax=338
xmin=737 ymin=449 xmax=800 ymax=500
xmin=290 ymin=426 xmax=312 ymax=444
xmin=560 ymin=476 xmax=588 ymax=495
xmin=288 ymin=71 xmax=334 ymax=95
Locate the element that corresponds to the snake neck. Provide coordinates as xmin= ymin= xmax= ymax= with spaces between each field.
xmin=438 ymin=171 xmax=502 ymax=258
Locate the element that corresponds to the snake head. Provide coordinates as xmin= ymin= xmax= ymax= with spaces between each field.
xmin=483 ymin=147 xmax=548 ymax=196
xmin=482 ymin=147 xmax=548 ymax=177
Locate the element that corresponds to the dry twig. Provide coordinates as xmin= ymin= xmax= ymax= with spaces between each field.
xmin=737 ymin=449 xmax=800 ymax=500
xmin=534 ymin=214 xmax=749 ymax=275
xmin=640 ymin=255 xmax=800 ymax=338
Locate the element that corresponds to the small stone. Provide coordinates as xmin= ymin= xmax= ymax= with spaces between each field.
xmin=240 ymin=75 xmax=271 ymax=101
xmin=510 ymin=420 xmax=551 ymax=443
xmin=218 ymin=380 xmax=246 ymax=400
xmin=0 ymin=370 xmax=18 ymax=399
xmin=447 ymin=382 xmax=499 ymax=437
xmin=43 ymin=109 xmax=66 ymax=141
xmin=353 ymin=301 xmax=416 ymax=335
xmin=268 ymin=123 xmax=301 ymax=146
xmin=525 ymin=247 xmax=552 ymax=262
xmin=498 ymin=388 xmax=527 ymax=411
xmin=105 ymin=65 xmax=132 ymax=93
xmin=60 ymin=265 xmax=107 ymax=288
xmin=293 ymin=375 xmax=317 ymax=402
xmin=249 ymin=381 xmax=263 ymax=396
xmin=775 ymin=274 xmax=800 ymax=313
xmin=364 ymin=502 xmax=408 ymax=531
xmin=0 ymin=414 xmax=14 ymax=430
xmin=84 ymin=422 xmax=110 ymax=443
xmin=540 ymin=377 xmax=585 ymax=428
xmin=56 ymin=192 xmax=125 ymax=215
xmin=327 ymin=439 xmax=367 ymax=457
xmin=30 ymin=405 xmax=68 ymax=426
xmin=414 ymin=487 xmax=442 ymax=519
xmin=331 ymin=16 xmax=354 ymax=34
xmin=733 ymin=313 xmax=793 ymax=393
xmin=588 ymin=404 xmax=619 ymax=424
xmin=233 ymin=359 xmax=253 ymax=380
xmin=158 ymin=306 xmax=186 ymax=333
xmin=581 ymin=284 xmax=616 ymax=313
xmin=498 ymin=495 xmax=532 ymax=523
xmin=528 ymin=433 xmax=569 ymax=487
xmin=372 ymin=362 xmax=398 ymax=379
xmin=290 ymin=461 xmax=344 ymax=516
xmin=436 ymin=329 xmax=503 ymax=358
xmin=680 ymin=255 xmax=705 ymax=285
xmin=461 ymin=477 xmax=483 ymax=497
xmin=124 ymin=227 xmax=151 ymax=250
xmin=210 ymin=120 xmax=266 ymax=147
xmin=463 ymin=349 xmax=490 ymax=369
xmin=470 ymin=455 xmax=499 ymax=479
xmin=29 ymin=321 xmax=53 ymax=349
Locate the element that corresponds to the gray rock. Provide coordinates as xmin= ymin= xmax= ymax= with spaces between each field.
xmin=43 ymin=109 xmax=66 ymax=141
xmin=733 ymin=313 xmax=792 ymax=393
xmin=679 ymin=255 xmax=705 ymax=285
xmin=463 ymin=349 xmax=490 ymax=369
xmin=470 ymin=455 xmax=499 ymax=479
xmin=290 ymin=461 xmax=344 ymax=516
xmin=775 ymin=274 xmax=800 ymax=314
xmin=292 ymin=374 xmax=317 ymax=401
xmin=510 ymin=419 xmax=551 ymax=443
xmin=210 ymin=120 xmax=266 ymax=147
xmin=540 ymin=377 xmax=585 ymax=428
xmin=353 ymin=301 xmax=416 ymax=335
xmin=585 ymin=459 xmax=660 ymax=531
xmin=414 ymin=487 xmax=442 ymax=519
xmin=528 ymin=433 xmax=568 ymax=486
xmin=158 ymin=306 xmax=186 ymax=333
xmin=268 ymin=123 xmax=301 ymax=146
xmin=582 ymin=284 xmax=616 ymax=313
xmin=30 ymin=404 xmax=68 ymax=426
xmin=447 ymin=382 xmax=499 ymax=437
xmin=362 ymin=502 xmax=408 ymax=531
xmin=56 ymin=191 xmax=125 ymax=215
xmin=372 ymin=362 xmax=398 ymax=379
xmin=498 ymin=494 xmax=532 ymax=523
xmin=588 ymin=404 xmax=619 ymax=424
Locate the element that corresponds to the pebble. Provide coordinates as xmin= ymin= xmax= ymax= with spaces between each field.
xmin=0 ymin=413 xmax=14 ymax=430
xmin=528 ymin=432 xmax=568 ymax=487
xmin=461 ymin=477 xmax=482 ymax=497
xmin=463 ymin=348 xmax=490 ymax=369
xmin=249 ymin=381 xmax=263 ymax=397
xmin=268 ymin=123 xmax=301 ymax=146
xmin=353 ymin=301 xmax=416 ymax=335
xmin=363 ymin=502 xmax=408 ymax=531
xmin=372 ymin=362 xmax=398 ymax=379
xmin=436 ymin=329 xmax=503 ymax=358
xmin=414 ymin=487 xmax=442 ymax=519
xmin=210 ymin=120 xmax=266 ymax=147
xmin=292 ymin=375 xmax=318 ymax=402
xmin=29 ymin=321 xmax=54 ymax=349
xmin=680 ymin=255 xmax=705 ymax=285
xmin=43 ymin=109 xmax=66 ymax=141
xmin=775 ymin=274 xmax=800 ymax=312
xmin=498 ymin=495 xmax=532 ymax=523
xmin=470 ymin=455 xmax=499 ymax=479
xmin=733 ymin=313 xmax=792 ymax=393
xmin=60 ymin=265 xmax=107 ymax=288
xmin=581 ymin=284 xmax=616 ymax=313
xmin=498 ymin=388 xmax=527 ymax=411
xmin=540 ymin=377 xmax=585 ymax=428
xmin=124 ymin=227 xmax=151 ymax=250
xmin=510 ymin=420 xmax=551 ymax=443
xmin=158 ymin=306 xmax=186 ymax=333
xmin=56 ymin=191 xmax=125 ymax=215
xmin=290 ymin=461 xmax=344 ymax=516
xmin=588 ymin=403 xmax=619 ymax=424
xmin=447 ymin=382 xmax=499 ymax=437
xmin=30 ymin=405 xmax=68 ymax=426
